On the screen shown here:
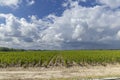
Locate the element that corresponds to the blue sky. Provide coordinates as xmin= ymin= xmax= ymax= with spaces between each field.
xmin=0 ymin=0 xmax=66 ymax=18
xmin=0 ymin=0 xmax=98 ymax=19
xmin=0 ymin=0 xmax=120 ymax=50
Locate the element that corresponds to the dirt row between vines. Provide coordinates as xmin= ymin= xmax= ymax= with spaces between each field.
xmin=0 ymin=64 xmax=120 ymax=80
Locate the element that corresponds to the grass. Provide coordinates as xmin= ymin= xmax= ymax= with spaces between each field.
xmin=61 ymin=50 xmax=120 ymax=66
xmin=0 ymin=50 xmax=120 ymax=67
xmin=0 ymin=51 xmax=57 ymax=67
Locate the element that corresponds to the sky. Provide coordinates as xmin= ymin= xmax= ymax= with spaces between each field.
xmin=0 ymin=0 xmax=120 ymax=50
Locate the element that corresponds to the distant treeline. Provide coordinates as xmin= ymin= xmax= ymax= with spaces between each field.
xmin=0 ymin=47 xmax=25 ymax=51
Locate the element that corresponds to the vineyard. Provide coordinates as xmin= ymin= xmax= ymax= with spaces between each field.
xmin=0 ymin=50 xmax=120 ymax=67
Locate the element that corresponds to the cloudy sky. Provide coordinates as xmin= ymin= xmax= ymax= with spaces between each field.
xmin=0 ymin=0 xmax=120 ymax=50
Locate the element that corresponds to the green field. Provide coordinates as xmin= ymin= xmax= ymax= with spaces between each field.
xmin=0 ymin=50 xmax=120 ymax=67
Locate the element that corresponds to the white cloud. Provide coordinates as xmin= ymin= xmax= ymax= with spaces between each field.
xmin=62 ymin=0 xmax=79 ymax=8
xmin=117 ymin=31 xmax=120 ymax=40
xmin=1 ymin=0 xmax=120 ymax=49
xmin=27 ymin=0 xmax=35 ymax=6
xmin=99 ymin=0 xmax=120 ymax=8
xmin=0 ymin=0 xmax=35 ymax=8
xmin=0 ymin=0 xmax=21 ymax=8
xmin=0 ymin=13 xmax=63 ymax=49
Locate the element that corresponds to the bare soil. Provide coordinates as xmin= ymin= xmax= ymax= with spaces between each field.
xmin=0 ymin=64 xmax=120 ymax=80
